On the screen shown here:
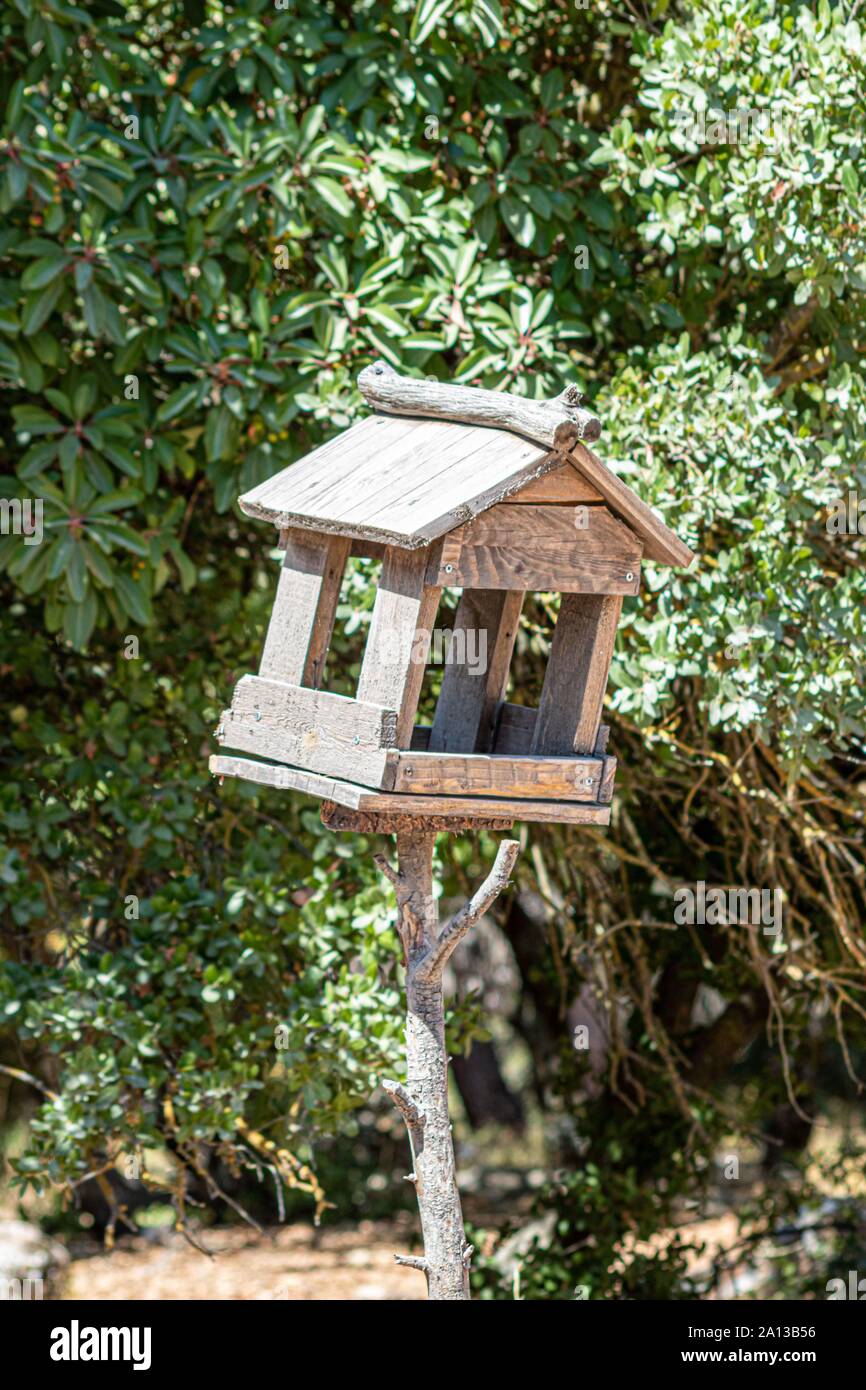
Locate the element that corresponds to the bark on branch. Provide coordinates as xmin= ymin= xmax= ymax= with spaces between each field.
xmin=376 ymin=831 xmax=521 ymax=1300
xmin=357 ymin=361 xmax=602 ymax=445
xmin=373 ymin=852 xmax=400 ymax=887
xmin=382 ymin=1078 xmax=425 ymax=1130
xmin=766 ymin=293 xmax=819 ymax=372
xmin=395 ymin=1253 xmax=428 ymax=1271
xmin=416 ymin=839 xmax=520 ymax=983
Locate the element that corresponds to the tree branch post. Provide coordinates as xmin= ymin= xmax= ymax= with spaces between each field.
xmin=379 ymin=830 xmax=520 ymax=1300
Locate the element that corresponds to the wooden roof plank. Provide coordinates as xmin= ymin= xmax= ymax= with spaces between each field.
xmin=238 ymin=412 xmax=693 ymax=568
xmin=252 ymin=415 xmax=420 ymax=519
xmin=379 ymin=433 xmax=545 ymax=534
xmin=240 ymin=415 xmax=559 ymax=548
xmin=333 ymin=422 xmax=498 ymax=528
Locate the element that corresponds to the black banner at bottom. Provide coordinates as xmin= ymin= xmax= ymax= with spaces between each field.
xmin=6 ymin=1294 xmax=861 ymax=1376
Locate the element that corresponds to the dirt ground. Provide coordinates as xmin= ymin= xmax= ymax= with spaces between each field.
xmin=61 ymin=1219 xmax=426 ymax=1301
xmin=57 ymin=1210 xmax=748 ymax=1301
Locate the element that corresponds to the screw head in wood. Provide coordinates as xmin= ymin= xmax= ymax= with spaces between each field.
xmin=625 ymin=571 xmax=634 ymax=582
xmin=444 ymin=564 xmax=453 ymax=573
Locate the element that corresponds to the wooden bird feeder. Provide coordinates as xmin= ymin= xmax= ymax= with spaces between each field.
xmin=211 ymin=363 xmax=694 ymax=826
xmin=210 ymin=364 xmax=694 ymax=1300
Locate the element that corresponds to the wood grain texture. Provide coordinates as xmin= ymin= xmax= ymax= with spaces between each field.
xmin=432 ymin=547 xmax=639 ymax=593
xmin=210 ymin=754 xmax=611 ymax=825
xmin=391 ymin=751 xmax=604 ymax=801
xmin=429 ymin=589 xmax=523 ymax=753
xmin=491 ymin=708 xmax=611 ymax=758
xmin=326 ymin=788 xmax=611 ymax=826
xmin=259 ymin=529 xmax=349 ymax=688
xmin=210 ymin=754 xmax=356 ymax=799
xmin=510 ymin=464 xmax=604 ymax=504
xmin=350 ymin=538 xmax=387 ymax=560
xmin=217 ymin=675 xmax=397 ymax=785
xmin=532 ymin=593 xmax=623 ymax=756
xmin=598 ymin=754 xmax=617 ymax=804
xmin=492 ymin=702 xmax=537 ymax=754
xmin=237 ymin=413 xmax=691 ymax=570
xmin=357 ymin=360 xmax=602 ymax=445
xmin=428 ymin=504 xmax=642 ymax=593
xmin=356 ymin=544 xmax=442 ymax=747
xmin=455 ymin=503 xmax=636 ymax=549
xmin=430 ymin=542 xmax=640 ymax=594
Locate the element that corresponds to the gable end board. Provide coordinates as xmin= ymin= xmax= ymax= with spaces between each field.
xmin=565 ymin=441 xmax=695 ymax=569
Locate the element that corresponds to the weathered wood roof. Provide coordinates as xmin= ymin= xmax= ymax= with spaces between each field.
xmin=239 ymin=412 xmax=694 ymax=568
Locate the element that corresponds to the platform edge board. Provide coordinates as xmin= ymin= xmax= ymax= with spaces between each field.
xmin=390 ymin=750 xmax=605 ymax=801
xmin=217 ymin=675 xmax=397 ymax=786
xmin=209 ymin=754 xmax=367 ymax=806
xmin=209 ymin=755 xmax=612 ymax=825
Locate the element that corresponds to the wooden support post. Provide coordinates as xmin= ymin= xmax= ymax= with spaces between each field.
xmin=532 ymin=593 xmax=623 ymax=756
xmin=374 ymin=831 xmax=520 ymax=1301
xmin=429 ymin=589 xmax=523 ymax=753
xmin=357 ymin=544 xmax=441 ymax=747
xmin=260 ymin=529 xmax=350 ymax=689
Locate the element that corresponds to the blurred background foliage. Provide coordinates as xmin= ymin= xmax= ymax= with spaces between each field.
xmin=1 ymin=0 xmax=866 ymax=1298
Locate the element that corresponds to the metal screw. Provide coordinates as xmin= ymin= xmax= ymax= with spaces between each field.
xmin=625 ymin=571 xmax=634 ymax=582
xmin=254 ymin=709 xmax=262 ymax=722
xmin=353 ymin=735 xmax=360 ymax=744
xmin=405 ymin=769 xmax=413 ymax=777
xmin=444 ymin=564 xmax=453 ymax=573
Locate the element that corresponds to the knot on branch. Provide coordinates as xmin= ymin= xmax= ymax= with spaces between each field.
xmin=550 ymin=382 xmax=584 ymax=413
xmin=382 ymin=1078 xmax=425 ymax=1129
